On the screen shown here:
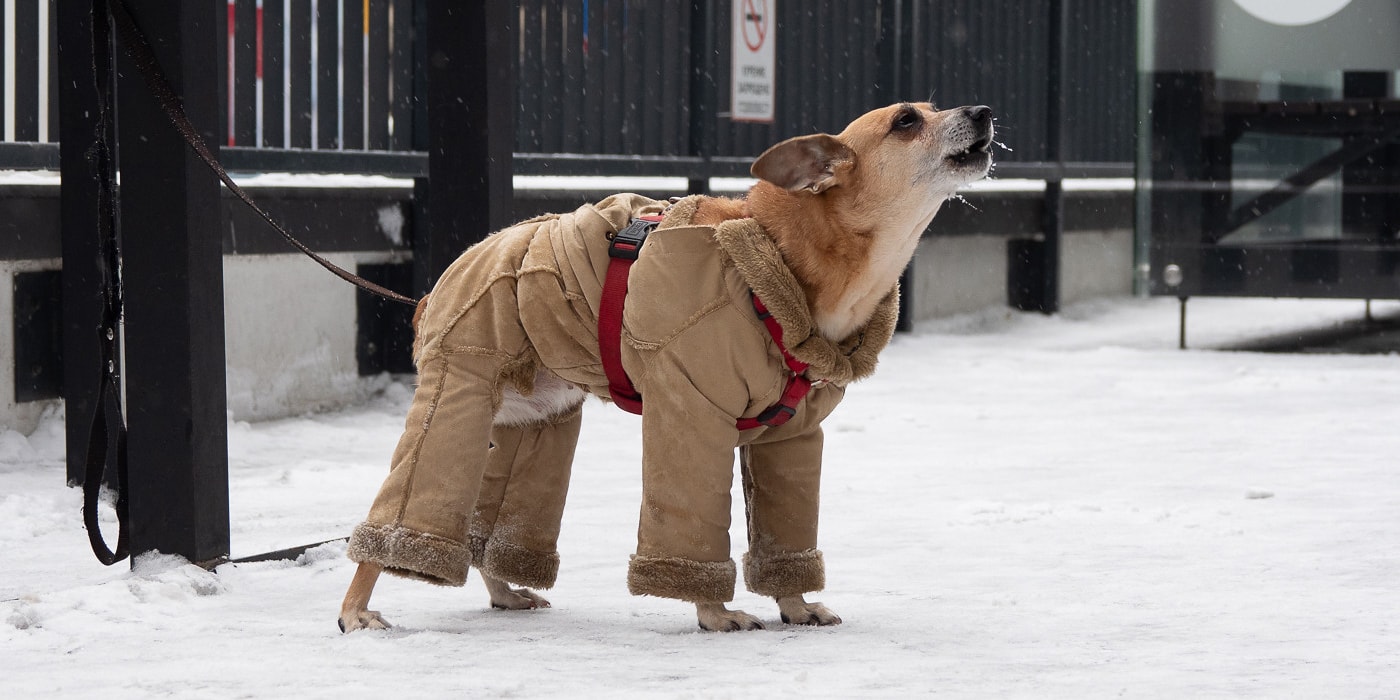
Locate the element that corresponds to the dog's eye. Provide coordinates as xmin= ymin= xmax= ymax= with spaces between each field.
xmin=891 ymin=110 xmax=921 ymax=131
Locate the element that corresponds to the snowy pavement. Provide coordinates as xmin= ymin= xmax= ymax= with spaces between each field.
xmin=3 ymin=296 xmax=1398 ymax=698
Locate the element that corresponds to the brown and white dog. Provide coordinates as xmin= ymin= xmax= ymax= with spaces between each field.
xmin=340 ymin=102 xmax=993 ymax=632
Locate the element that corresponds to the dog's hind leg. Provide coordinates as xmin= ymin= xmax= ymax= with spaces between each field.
xmin=338 ymin=562 xmax=391 ymax=632
xmin=468 ymin=398 xmax=583 ymax=610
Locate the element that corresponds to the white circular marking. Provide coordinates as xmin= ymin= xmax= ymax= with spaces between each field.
xmin=1232 ymin=0 xmax=1353 ymax=26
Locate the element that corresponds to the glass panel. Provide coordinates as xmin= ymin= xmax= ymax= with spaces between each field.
xmin=1136 ymin=0 xmax=1400 ymax=299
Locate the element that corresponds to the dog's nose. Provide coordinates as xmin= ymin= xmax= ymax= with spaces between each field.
xmin=964 ymin=105 xmax=992 ymax=122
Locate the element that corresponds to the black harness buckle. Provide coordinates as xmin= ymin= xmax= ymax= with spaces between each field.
xmin=609 ymin=218 xmax=661 ymax=261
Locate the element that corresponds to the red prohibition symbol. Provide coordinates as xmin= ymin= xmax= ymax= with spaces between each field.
xmin=742 ymin=0 xmax=768 ymax=52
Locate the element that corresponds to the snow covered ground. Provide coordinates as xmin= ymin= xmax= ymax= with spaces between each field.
xmin=3 ymin=296 xmax=1399 ymax=698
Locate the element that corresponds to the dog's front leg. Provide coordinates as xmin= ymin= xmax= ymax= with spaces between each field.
xmin=338 ymin=562 xmax=391 ymax=632
xmin=738 ymin=436 xmax=842 ymax=627
xmin=776 ymin=595 xmax=842 ymax=626
xmin=695 ymin=602 xmax=765 ymax=631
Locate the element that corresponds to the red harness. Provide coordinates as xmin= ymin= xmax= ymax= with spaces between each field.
xmin=598 ymin=216 xmax=813 ymax=430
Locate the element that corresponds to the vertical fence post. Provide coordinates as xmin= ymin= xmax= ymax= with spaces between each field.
xmin=315 ymin=0 xmax=338 ymax=148
xmin=233 ymin=0 xmax=257 ymax=146
xmin=289 ymin=0 xmax=311 ymax=147
xmin=12 ymin=0 xmax=40 ymax=141
xmin=412 ymin=0 xmax=516 ymax=295
xmin=877 ymin=0 xmax=908 ymax=106
xmin=342 ymin=0 xmax=364 ymax=150
xmin=263 ymin=0 xmax=286 ymax=147
xmin=879 ymin=0 xmax=916 ymax=331
xmin=2 ymin=4 xmax=7 ymax=141
xmin=1039 ymin=0 xmax=1067 ymax=315
xmin=687 ymin=0 xmax=716 ymax=195
xmin=115 ymin=0 xmax=231 ymax=566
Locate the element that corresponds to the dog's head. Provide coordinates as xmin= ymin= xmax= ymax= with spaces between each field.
xmin=743 ymin=103 xmax=995 ymax=340
xmin=752 ymin=102 xmax=995 ymax=193
xmin=751 ymin=102 xmax=993 ymax=220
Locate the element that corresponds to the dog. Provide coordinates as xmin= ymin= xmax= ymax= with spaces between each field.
xmin=339 ymin=102 xmax=993 ymax=632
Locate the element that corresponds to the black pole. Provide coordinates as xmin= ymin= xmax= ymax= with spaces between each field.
xmin=1178 ymin=296 xmax=1188 ymax=350
xmin=1040 ymin=0 xmax=1067 ymax=315
xmin=879 ymin=0 xmax=915 ymax=332
xmin=877 ymin=0 xmax=909 ymax=105
xmin=688 ymin=0 xmax=716 ymax=195
xmin=114 ymin=0 xmax=230 ymax=566
xmin=413 ymin=0 xmax=517 ymax=296
xmin=409 ymin=0 xmax=429 ymax=294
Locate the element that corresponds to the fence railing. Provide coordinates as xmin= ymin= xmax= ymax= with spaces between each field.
xmin=2 ymin=0 xmax=1136 ymax=178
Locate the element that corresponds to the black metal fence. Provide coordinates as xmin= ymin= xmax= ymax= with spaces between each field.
xmin=224 ymin=0 xmax=415 ymax=151
xmin=0 ymin=0 xmax=57 ymax=168
xmin=514 ymin=0 xmax=1136 ymax=165
xmin=4 ymin=0 xmax=1138 ymax=567
xmin=1 ymin=0 xmax=1136 ymax=176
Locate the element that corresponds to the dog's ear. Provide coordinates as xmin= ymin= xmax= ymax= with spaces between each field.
xmin=751 ymin=134 xmax=854 ymax=194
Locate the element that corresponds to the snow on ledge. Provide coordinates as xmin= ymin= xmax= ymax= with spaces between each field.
xmin=0 ymin=170 xmax=1136 ymax=194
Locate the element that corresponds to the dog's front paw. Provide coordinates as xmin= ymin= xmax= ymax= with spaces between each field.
xmin=338 ymin=610 xmax=392 ymax=633
xmin=776 ymin=595 xmax=842 ymax=626
xmin=696 ymin=603 xmax=766 ymax=632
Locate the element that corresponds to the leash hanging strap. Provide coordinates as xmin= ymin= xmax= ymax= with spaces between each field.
xmin=106 ymin=0 xmax=417 ymax=308
xmin=82 ymin=360 xmax=131 ymax=566
xmin=81 ymin=0 xmax=130 ymax=566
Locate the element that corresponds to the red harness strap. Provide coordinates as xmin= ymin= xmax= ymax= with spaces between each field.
xmin=598 ymin=217 xmax=661 ymax=413
xmin=734 ymin=295 xmax=813 ymax=430
xmin=600 ymin=217 xmax=814 ymax=430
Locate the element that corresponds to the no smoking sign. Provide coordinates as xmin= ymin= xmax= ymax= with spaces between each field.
xmin=731 ymin=0 xmax=775 ymax=122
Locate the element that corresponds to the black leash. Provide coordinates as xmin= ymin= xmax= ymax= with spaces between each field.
xmin=107 ymin=0 xmax=419 ymax=308
xmin=80 ymin=0 xmax=419 ymax=566
xmin=81 ymin=0 xmax=130 ymax=566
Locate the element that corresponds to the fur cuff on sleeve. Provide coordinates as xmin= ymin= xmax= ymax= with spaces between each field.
xmin=627 ymin=555 xmax=737 ymax=603
xmin=743 ymin=549 xmax=825 ymax=597
xmin=478 ymin=538 xmax=561 ymax=590
xmin=347 ymin=521 xmax=471 ymax=587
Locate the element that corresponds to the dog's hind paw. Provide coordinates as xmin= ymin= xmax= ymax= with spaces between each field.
xmin=338 ymin=610 xmax=392 ymax=633
xmin=489 ymin=587 xmax=551 ymax=610
xmin=482 ymin=574 xmax=551 ymax=610
xmin=776 ymin=596 xmax=842 ymax=626
xmin=696 ymin=603 xmax=766 ymax=632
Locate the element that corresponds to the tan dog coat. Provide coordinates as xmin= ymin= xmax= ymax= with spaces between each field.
xmin=347 ymin=193 xmax=898 ymax=603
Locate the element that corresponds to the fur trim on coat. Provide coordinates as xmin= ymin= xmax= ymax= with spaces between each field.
xmin=664 ymin=196 xmax=899 ymax=386
xmin=743 ymin=548 xmax=825 ymax=598
xmin=627 ymin=555 xmax=738 ymax=603
xmin=479 ymin=538 xmax=561 ymax=590
xmin=348 ymin=522 xmax=471 ymax=587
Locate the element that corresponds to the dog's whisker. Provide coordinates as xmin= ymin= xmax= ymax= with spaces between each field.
xmin=992 ymin=139 xmax=1015 ymax=153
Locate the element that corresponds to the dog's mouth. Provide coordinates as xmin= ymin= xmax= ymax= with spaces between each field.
xmin=947 ymin=136 xmax=993 ymax=166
